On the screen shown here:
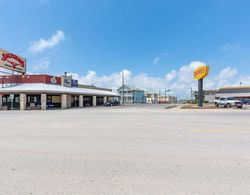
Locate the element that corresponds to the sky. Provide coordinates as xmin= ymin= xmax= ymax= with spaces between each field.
xmin=1 ymin=0 xmax=250 ymax=98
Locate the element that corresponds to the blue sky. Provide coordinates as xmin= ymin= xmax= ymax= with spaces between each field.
xmin=1 ymin=0 xmax=250 ymax=97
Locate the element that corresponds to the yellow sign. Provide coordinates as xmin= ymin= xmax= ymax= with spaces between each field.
xmin=194 ymin=66 xmax=209 ymax=80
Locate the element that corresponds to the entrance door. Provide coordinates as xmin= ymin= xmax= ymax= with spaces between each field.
xmin=97 ymin=97 xmax=104 ymax=105
xmin=71 ymin=95 xmax=79 ymax=107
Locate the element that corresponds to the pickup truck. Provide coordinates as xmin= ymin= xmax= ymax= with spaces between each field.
xmin=214 ymin=97 xmax=243 ymax=108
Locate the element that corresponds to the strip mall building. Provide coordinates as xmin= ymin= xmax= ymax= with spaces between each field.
xmin=0 ymin=74 xmax=119 ymax=110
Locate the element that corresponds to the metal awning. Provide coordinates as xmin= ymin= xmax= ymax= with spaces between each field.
xmin=0 ymin=83 xmax=119 ymax=97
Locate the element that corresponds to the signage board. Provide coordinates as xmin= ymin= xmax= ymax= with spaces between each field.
xmin=61 ymin=75 xmax=72 ymax=87
xmin=0 ymin=49 xmax=26 ymax=74
xmin=50 ymin=76 xmax=57 ymax=84
xmin=71 ymin=79 xmax=78 ymax=87
xmin=194 ymin=66 xmax=209 ymax=80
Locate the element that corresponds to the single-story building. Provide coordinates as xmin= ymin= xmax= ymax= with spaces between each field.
xmin=145 ymin=92 xmax=158 ymax=104
xmin=204 ymin=90 xmax=217 ymax=103
xmin=158 ymin=96 xmax=177 ymax=104
xmin=0 ymin=74 xmax=119 ymax=110
xmin=215 ymin=86 xmax=250 ymax=100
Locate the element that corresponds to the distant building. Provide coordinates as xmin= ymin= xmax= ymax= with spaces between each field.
xmin=158 ymin=96 xmax=177 ymax=104
xmin=215 ymin=86 xmax=250 ymax=99
xmin=204 ymin=90 xmax=217 ymax=103
xmin=145 ymin=92 xmax=158 ymax=104
xmin=117 ymin=85 xmax=146 ymax=104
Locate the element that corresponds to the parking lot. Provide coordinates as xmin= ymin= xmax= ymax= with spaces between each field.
xmin=0 ymin=105 xmax=250 ymax=194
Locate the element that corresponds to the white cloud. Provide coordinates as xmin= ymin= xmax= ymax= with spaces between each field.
xmin=177 ymin=61 xmax=206 ymax=83
xmin=28 ymin=30 xmax=65 ymax=53
xmin=152 ymin=57 xmax=160 ymax=65
xmin=165 ymin=70 xmax=177 ymax=81
xmin=217 ymin=67 xmax=237 ymax=79
xmin=68 ymin=61 xmax=248 ymax=98
xmin=32 ymin=59 xmax=50 ymax=71
xmin=235 ymin=75 xmax=250 ymax=86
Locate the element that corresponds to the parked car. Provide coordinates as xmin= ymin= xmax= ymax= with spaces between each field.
xmin=214 ymin=97 xmax=243 ymax=108
xmin=240 ymin=99 xmax=250 ymax=105
xmin=104 ymin=100 xmax=120 ymax=106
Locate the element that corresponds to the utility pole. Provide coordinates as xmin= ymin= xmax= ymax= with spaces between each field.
xmin=165 ymin=88 xmax=167 ymax=104
xmin=159 ymin=89 xmax=161 ymax=104
xmin=167 ymin=89 xmax=171 ymax=104
xmin=122 ymin=71 xmax=125 ymax=105
xmin=190 ymin=87 xmax=193 ymax=103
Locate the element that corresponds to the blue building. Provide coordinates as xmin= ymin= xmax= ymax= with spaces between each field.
xmin=117 ymin=85 xmax=146 ymax=104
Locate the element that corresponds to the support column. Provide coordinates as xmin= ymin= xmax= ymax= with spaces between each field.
xmin=0 ymin=94 xmax=2 ymax=110
xmin=79 ymin=95 xmax=83 ymax=108
xmin=20 ymin=93 xmax=26 ymax=111
xmin=41 ymin=94 xmax=47 ymax=110
xmin=198 ymin=79 xmax=203 ymax=107
xmin=61 ymin=94 xmax=67 ymax=109
xmin=67 ymin=95 xmax=72 ymax=108
xmin=92 ymin=96 xmax=96 ymax=107
xmin=104 ymin=96 xmax=107 ymax=104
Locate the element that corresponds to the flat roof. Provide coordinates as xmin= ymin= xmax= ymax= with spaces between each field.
xmin=217 ymin=87 xmax=250 ymax=94
xmin=0 ymin=83 xmax=119 ymax=97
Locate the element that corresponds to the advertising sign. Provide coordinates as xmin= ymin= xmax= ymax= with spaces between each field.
xmin=71 ymin=79 xmax=78 ymax=87
xmin=194 ymin=66 xmax=209 ymax=80
xmin=50 ymin=76 xmax=57 ymax=84
xmin=0 ymin=49 xmax=26 ymax=74
xmin=61 ymin=75 xmax=72 ymax=87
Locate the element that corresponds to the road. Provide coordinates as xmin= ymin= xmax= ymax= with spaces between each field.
xmin=0 ymin=106 xmax=250 ymax=194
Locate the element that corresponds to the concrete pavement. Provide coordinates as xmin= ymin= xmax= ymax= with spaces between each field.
xmin=0 ymin=106 xmax=250 ymax=194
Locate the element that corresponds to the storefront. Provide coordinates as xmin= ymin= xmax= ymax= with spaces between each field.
xmin=47 ymin=95 xmax=61 ymax=109
xmin=83 ymin=96 xmax=92 ymax=107
xmin=97 ymin=97 xmax=104 ymax=105
xmin=2 ymin=94 xmax=20 ymax=110
xmin=71 ymin=95 xmax=79 ymax=107
xmin=26 ymin=94 xmax=41 ymax=110
xmin=0 ymin=83 xmax=119 ymax=111
xmin=216 ymin=87 xmax=250 ymax=99
xmin=0 ymin=74 xmax=119 ymax=111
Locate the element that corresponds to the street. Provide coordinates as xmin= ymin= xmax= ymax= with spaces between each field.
xmin=0 ymin=106 xmax=250 ymax=194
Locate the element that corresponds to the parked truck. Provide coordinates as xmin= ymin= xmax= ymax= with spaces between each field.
xmin=214 ymin=97 xmax=243 ymax=108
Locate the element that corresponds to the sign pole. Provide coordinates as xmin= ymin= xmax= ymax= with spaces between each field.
xmin=194 ymin=65 xmax=209 ymax=108
xmin=198 ymin=78 xmax=203 ymax=107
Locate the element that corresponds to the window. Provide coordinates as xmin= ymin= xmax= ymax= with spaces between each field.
xmin=15 ymin=97 xmax=19 ymax=103
xmin=227 ymin=97 xmax=236 ymax=100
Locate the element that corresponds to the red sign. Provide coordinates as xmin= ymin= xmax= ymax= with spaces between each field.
xmin=0 ymin=49 xmax=26 ymax=73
